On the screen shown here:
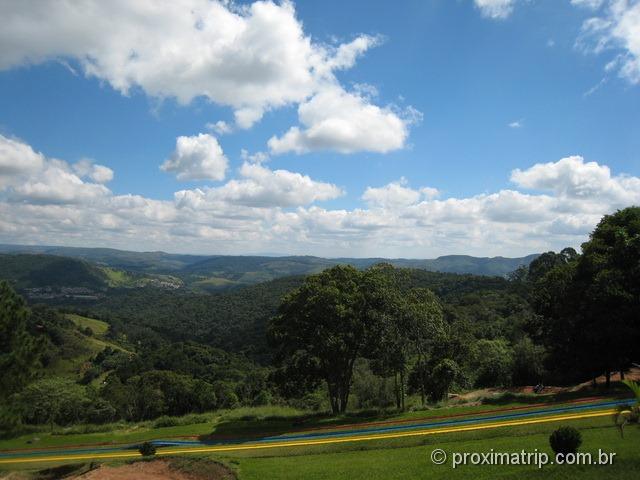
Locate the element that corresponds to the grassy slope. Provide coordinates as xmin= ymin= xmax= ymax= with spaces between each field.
xmin=44 ymin=314 xmax=128 ymax=380
xmin=234 ymin=417 xmax=639 ymax=479
xmin=65 ymin=314 xmax=109 ymax=336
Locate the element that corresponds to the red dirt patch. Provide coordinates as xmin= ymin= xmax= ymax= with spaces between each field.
xmin=73 ymin=459 xmax=234 ymax=480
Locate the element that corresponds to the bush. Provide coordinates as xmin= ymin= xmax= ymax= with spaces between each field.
xmin=138 ymin=442 xmax=156 ymax=456
xmin=549 ymin=426 xmax=582 ymax=455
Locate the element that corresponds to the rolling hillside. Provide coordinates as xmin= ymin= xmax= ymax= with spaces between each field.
xmin=0 ymin=245 xmax=540 ymax=291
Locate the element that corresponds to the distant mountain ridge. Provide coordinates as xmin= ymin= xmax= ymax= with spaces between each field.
xmin=0 ymin=245 xmax=539 ymax=291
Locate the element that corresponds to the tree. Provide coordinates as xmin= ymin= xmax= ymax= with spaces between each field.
xmin=427 ymin=359 xmax=459 ymax=402
xmin=18 ymin=377 xmax=90 ymax=430
xmin=386 ymin=287 xmax=445 ymax=409
xmin=472 ymin=339 xmax=513 ymax=387
xmin=531 ymin=208 xmax=640 ymax=387
xmin=0 ymin=282 xmax=40 ymax=403
xmin=575 ymin=207 xmax=640 ymax=386
xmin=269 ymin=265 xmax=368 ymax=414
xmin=511 ymin=336 xmax=545 ymax=386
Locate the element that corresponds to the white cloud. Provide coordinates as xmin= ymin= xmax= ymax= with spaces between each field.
xmin=572 ymin=0 xmax=606 ymax=10
xmin=363 ymin=178 xmax=438 ymax=208
xmin=268 ymin=86 xmax=416 ymax=154
xmin=206 ymin=121 xmax=232 ymax=136
xmin=0 ymin=0 xmax=399 ymax=139
xmin=161 ymin=134 xmax=228 ymax=181
xmin=0 ymin=135 xmax=44 ymax=176
xmin=0 ymin=136 xmax=110 ymax=204
xmin=576 ymin=0 xmax=640 ymax=84
xmin=240 ymin=149 xmax=270 ymax=164
xmin=508 ymin=119 xmax=524 ymax=128
xmin=2 ymin=137 xmax=638 ymax=257
xmin=175 ymin=162 xmax=343 ymax=208
xmin=90 ymin=165 xmax=115 ymax=184
xmin=73 ymin=159 xmax=114 ymax=183
xmin=510 ymin=155 xmax=640 ymax=207
xmin=474 ymin=0 xmax=517 ymax=19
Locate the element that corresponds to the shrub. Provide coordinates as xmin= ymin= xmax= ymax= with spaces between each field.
xmin=153 ymin=415 xmax=179 ymax=428
xmin=138 ymin=442 xmax=156 ymax=457
xmin=549 ymin=426 xmax=582 ymax=455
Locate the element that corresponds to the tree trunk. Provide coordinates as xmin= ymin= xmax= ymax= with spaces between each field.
xmin=605 ymin=370 xmax=611 ymax=389
xmin=339 ymin=388 xmax=349 ymax=413
xmin=394 ymin=373 xmax=401 ymax=410
xmin=399 ymin=369 xmax=405 ymax=411
xmin=620 ymin=369 xmax=625 ymax=380
xmin=419 ymin=354 xmax=426 ymax=406
xmin=328 ymin=384 xmax=339 ymax=415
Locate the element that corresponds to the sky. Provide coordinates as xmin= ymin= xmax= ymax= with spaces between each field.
xmin=0 ymin=0 xmax=639 ymax=258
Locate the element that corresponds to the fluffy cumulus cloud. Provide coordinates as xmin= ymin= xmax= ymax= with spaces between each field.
xmin=362 ymin=178 xmax=438 ymax=208
xmin=73 ymin=159 xmax=114 ymax=184
xmin=576 ymin=0 xmax=640 ymax=84
xmin=161 ymin=134 xmax=228 ymax=181
xmin=174 ymin=161 xmax=343 ymax=208
xmin=0 ymin=135 xmax=44 ymax=177
xmin=474 ymin=0 xmax=517 ymax=19
xmin=0 ymin=135 xmax=111 ymax=204
xmin=1 ymin=136 xmax=638 ymax=257
xmin=511 ymin=155 xmax=640 ymax=206
xmin=269 ymin=86 xmax=418 ymax=154
xmin=0 ymin=1 xmax=416 ymax=153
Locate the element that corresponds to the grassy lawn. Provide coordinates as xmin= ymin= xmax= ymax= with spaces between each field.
xmin=2 ymin=401 xmax=637 ymax=479
xmin=65 ymin=314 xmax=109 ymax=336
xmin=231 ymin=417 xmax=640 ymax=479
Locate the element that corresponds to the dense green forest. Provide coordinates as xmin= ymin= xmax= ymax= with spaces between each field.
xmin=0 ymin=207 xmax=638 ymax=432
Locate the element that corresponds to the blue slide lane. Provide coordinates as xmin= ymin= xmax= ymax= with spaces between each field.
xmin=1 ymin=399 xmax=631 ymax=459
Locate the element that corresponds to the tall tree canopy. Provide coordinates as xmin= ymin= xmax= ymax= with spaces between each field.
xmin=269 ymin=265 xmax=368 ymax=413
xmin=531 ymin=207 xmax=640 ymax=386
xmin=269 ymin=264 xmax=444 ymax=413
xmin=0 ymin=281 xmax=40 ymax=403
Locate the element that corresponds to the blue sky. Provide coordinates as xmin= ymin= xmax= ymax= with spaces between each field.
xmin=0 ymin=0 xmax=638 ymax=257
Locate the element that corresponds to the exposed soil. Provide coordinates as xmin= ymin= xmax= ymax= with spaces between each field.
xmin=452 ymin=367 xmax=640 ymax=403
xmin=73 ymin=459 xmax=234 ymax=480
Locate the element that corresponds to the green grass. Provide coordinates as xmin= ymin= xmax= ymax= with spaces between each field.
xmin=2 ymin=400 xmax=637 ymax=479
xmin=232 ymin=417 xmax=640 ymax=479
xmin=65 ymin=314 xmax=109 ymax=336
xmin=100 ymin=267 xmax=135 ymax=287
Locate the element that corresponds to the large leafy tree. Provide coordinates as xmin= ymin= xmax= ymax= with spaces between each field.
xmin=575 ymin=207 xmax=640 ymax=386
xmin=369 ymin=285 xmax=445 ymax=409
xmin=269 ymin=265 xmax=369 ymax=414
xmin=0 ymin=281 xmax=40 ymax=403
xmin=531 ymin=207 xmax=640 ymax=386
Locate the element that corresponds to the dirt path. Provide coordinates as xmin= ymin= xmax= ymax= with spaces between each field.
xmin=74 ymin=459 xmax=234 ymax=480
xmin=453 ymin=367 xmax=640 ymax=403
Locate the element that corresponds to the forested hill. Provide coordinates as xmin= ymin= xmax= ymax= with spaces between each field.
xmin=0 ymin=245 xmax=539 ymax=289
xmin=0 ymin=254 xmax=109 ymax=290
xmin=64 ymin=269 xmax=526 ymax=363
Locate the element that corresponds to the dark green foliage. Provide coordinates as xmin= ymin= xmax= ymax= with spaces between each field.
xmin=138 ymin=441 xmax=156 ymax=456
xmin=531 ymin=207 xmax=640 ymax=385
xmin=0 ymin=254 xmax=108 ymax=290
xmin=472 ymin=339 xmax=514 ymax=387
xmin=89 ymin=276 xmax=304 ymax=359
xmin=549 ymin=426 xmax=582 ymax=455
xmin=269 ymin=265 xmax=368 ymax=414
xmin=427 ymin=359 xmax=460 ymax=401
xmin=0 ymin=281 xmax=40 ymax=402
xmin=100 ymin=370 xmax=217 ymax=421
xmin=511 ymin=336 xmax=545 ymax=386
xmin=18 ymin=377 xmax=90 ymax=428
